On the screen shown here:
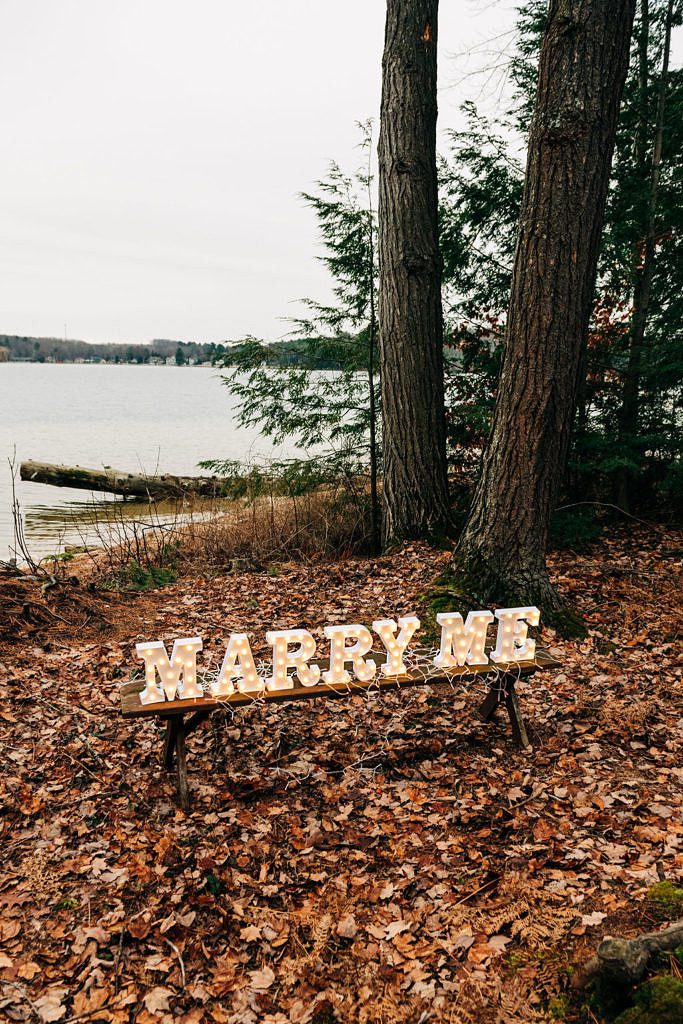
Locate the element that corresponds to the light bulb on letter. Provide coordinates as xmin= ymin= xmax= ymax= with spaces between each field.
xmin=135 ymin=636 xmax=203 ymax=703
xmin=210 ymin=633 xmax=262 ymax=696
xmin=265 ymin=629 xmax=319 ymax=690
xmin=433 ymin=610 xmax=493 ymax=668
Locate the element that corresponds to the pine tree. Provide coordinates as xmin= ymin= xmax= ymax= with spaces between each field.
xmin=440 ymin=0 xmax=683 ymax=517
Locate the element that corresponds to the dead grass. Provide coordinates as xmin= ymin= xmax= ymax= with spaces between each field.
xmin=56 ymin=485 xmax=372 ymax=587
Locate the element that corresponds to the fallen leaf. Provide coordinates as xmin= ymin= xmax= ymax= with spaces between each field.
xmin=143 ymin=987 xmax=173 ymax=1014
xmin=336 ymin=914 xmax=358 ymax=939
xmin=249 ymin=966 xmax=275 ymax=990
xmin=581 ymin=911 xmax=607 ymax=927
xmin=34 ymin=990 xmax=68 ymax=1023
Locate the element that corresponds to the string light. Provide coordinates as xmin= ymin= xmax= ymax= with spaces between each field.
xmin=135 ymin=636 xmax=203 ymax=704
xmin=490 ymin=607 xmax=540 ymax=663
xmin=322 ymin=624 xmax=376 ymax=685
xmin=372 ymin=615 xmax=420 ymax=676
xmin=265 ymin=629 xmax=320 ymax=690
xmin=433 ymin=610 xmax=494 ymax=667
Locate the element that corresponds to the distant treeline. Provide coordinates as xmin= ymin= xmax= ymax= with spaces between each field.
xmin=0 ymin=334 xmax=344 ymax=369
xmin=0 ymin=334 xmax=216 ymax=363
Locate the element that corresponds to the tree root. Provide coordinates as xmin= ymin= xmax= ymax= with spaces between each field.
xmin=440 ymin=551 xmax=588 ymax=638
xmin=572 ymin=919 xmax=683 ymax=989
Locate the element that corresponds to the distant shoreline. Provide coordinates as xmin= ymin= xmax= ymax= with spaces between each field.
xmin=1 ymin=358 xmax=218 ymax=367
xmin=0 ymin=333 xmax=345 ymax=370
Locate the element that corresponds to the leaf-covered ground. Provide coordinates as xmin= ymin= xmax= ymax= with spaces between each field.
xmin=1 ymin=526 xmax=681 ymax=1023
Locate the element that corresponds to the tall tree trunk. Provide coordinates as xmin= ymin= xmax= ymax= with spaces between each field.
xmin=617 ymin=0 xmax=674 ymax=510
xmin=378 ymin=0 xmax=451 ymax=544
xmin=368 ymin=209 xmax=381 ymax=555
xmin=454 ymin=0 xmax=636 ymax=620
xmin=366 ymin=129 xmax=381 ymax=555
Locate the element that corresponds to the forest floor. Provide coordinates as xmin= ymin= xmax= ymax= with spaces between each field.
xmin=0 ymin=525 xmax=681 ymax=1024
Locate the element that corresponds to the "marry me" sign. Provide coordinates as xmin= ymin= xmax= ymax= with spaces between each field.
xmin=134 ymin=606 xmax=541 ymax=705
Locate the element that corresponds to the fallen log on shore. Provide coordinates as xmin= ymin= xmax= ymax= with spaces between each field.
xmin=20 ymin=460 xmax=224 ymax=499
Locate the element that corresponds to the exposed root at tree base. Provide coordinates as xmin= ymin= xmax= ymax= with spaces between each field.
xmin=434 ymin=550 xmax=588 ymax=638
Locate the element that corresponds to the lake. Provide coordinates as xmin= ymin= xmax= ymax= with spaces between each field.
xmin=0 ymin=363 xmax=300 ymax=561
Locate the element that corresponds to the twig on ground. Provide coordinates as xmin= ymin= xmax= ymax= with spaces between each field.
xmin=165 ymin=938 xmax=186 ymax=989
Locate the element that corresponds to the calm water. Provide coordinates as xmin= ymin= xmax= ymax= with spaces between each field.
xmin=0 ymin=363 xmax=298 ymax=560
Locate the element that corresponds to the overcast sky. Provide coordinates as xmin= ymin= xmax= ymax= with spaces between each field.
xmin=1 ymin=2 xmax=679 ymax=346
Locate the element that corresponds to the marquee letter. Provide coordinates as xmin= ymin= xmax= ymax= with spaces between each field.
xmin=490 ymin=607 xmax=540 ymax=663
xmin=135 ymin=636 xmax=203 ymax=704
xmin=322 ymin=624 xmax=376 ymax=685
xmin=433 ymin=610 xmax=494 ymax=668
xmin=266 ymin=629 xmax=320 ymax=690
xmin=372 ymin=615 xmax=420 ymax=676
xmin=210 ymin=633 xmax=262 ymax=696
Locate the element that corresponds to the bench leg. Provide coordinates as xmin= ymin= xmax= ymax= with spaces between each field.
xmin=161 ymin=716 xmax=191 ymax=810
xmin=162 ymin=717 xmax=179 ymax=770
xmin=478 ymin=674 xmax=531 ymax=749
xmin=478 ymin=685 xmax=501 ymax=722
xmin=505 ymin=683 xmax=531 ymax=749
xmin=175 ymin=723 xmax=190 ymax=812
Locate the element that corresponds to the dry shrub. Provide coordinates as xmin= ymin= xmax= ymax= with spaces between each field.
xmin=65 ymin=483 xmax=371 ymax=587
xmin=599 ymin=695 xmax=657 ymax=733
xmin=178 ymin=485 xmax=369 ymax=571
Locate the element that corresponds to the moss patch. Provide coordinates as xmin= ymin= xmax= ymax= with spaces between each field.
xmin=102 ymin=559 xmax=177 ymax=591
xmin=420 ymin=565 xmax=483 ymax=645
xmin=614 ymin=976 xmax=683 ymax=1024
xmin=647 ymin=881 xmax=683 ymax=917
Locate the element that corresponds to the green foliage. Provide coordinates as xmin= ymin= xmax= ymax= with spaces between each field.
xmin=647 ymin=880 xmax=683 ymax=916
xmin=614 ymin=975 xmax=683 ymax=1024
xmin=439 ymin=1 xmax=683 ymax=514
xmin=219 ymin=335 xmax=346 ymax=370
xmin=107 ymin=559 xmax=177 ymax=591
xmin=54 ymin=898 xmax=79 ymax=910
xmin=439 ymin=105 xmax=521 ymax=466
xmin=204 ymin=872 xmax=223 ymax=896
xmin=200 ymin=454 xmax=359 ymax=500
xmin=547 ymin=994 xmax=569 ymax=1020
xmin=548 ymin=507 xmax=603 ymax=551
xmin=217 ymin=338 xmax=372 ymax=452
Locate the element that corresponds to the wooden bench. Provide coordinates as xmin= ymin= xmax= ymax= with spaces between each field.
xmin=120 ymin=650 xmax=559 ymax=810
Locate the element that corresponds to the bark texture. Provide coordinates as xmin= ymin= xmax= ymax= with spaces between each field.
xmin=378 ymin=0 xmax=451 ymax=544
xmin=456 ymin=0 xmax=636 ymax=612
